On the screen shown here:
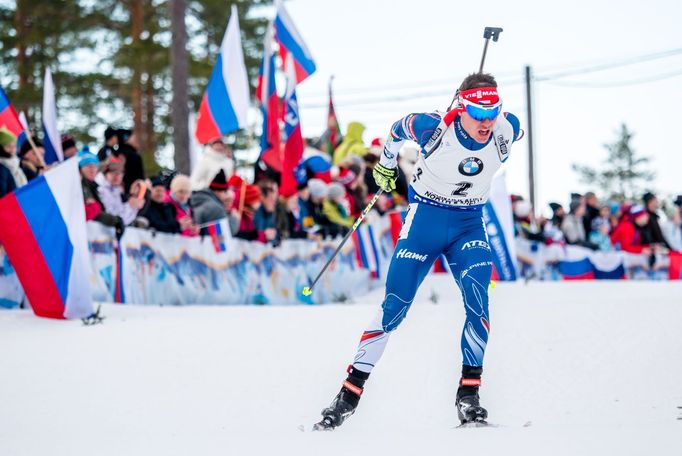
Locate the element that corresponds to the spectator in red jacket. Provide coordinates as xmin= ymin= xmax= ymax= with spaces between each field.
xmin=610 ymin=205 xmax=652 ymax=255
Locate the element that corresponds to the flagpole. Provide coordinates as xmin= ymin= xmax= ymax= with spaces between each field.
xmin=21 ymin=120 xmax=47 ymax=168
xmin=237 ymin=180 xmax=246 ymax=223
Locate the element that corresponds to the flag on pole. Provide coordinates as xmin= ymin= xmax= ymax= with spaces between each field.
xmin=0 ymin=86 xmax=25 ymax=143
xmin=195 ymin=5 xmax=250 ymax=145
xmin=42 ymin=68 xmax=63 ymax=164
xmin=205 ymin=219 xmax=229 ymax=253
xmin=0 ymin=157 xmax=94 ymax=319
xmin=326 ymin=77 xmax=342 ymax=156
xmin=280 ymin=55 xmax=304 ymax=197
xmin=351 ymin=225 xmax=381 ymax=279
xmin=16 ymin=112 xmax=29 ymax=154
xmin=482 ymin=172 xmax=517 ymax=281
xmin=274 ymin=0 xmax=316 ymax=84
xmin=256 ymin=22 xmax=282 ymax=171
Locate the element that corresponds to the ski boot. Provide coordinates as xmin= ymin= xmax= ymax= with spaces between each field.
xmin=313 ymin=366 xmax=369 ymax=431
xmin=456 ymin=365 xmax=488 ymax=426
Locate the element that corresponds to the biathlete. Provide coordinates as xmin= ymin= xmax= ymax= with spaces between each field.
xmin=314 ymin=72 xmax=522 ymax=430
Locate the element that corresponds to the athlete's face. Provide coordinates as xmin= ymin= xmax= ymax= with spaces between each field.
xmin=460 ymin=110 xmax=497 ymax=143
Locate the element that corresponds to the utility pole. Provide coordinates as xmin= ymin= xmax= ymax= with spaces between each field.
xmin=524 ymin=65 xmax=536 ymax=211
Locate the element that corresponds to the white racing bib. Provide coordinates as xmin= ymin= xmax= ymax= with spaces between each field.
xmin=410 ymin=115 xmax=514 ymax=207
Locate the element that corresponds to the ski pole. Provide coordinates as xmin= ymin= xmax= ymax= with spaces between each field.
xmin=302 ymin=188 xmax=384 ymax=297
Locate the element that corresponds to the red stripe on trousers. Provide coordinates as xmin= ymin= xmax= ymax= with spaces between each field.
xmin=360 ymin=331 xmax=384 ymax=342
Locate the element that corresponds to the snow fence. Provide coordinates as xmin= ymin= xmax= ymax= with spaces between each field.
xmin=0 ymin=215 xmax=396 ymax=308
xmin=1 ymin=214 xmax=680 ymax=309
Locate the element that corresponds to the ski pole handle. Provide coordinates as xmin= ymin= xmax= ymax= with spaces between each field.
xmin=302 ymin=189 xmax=384 ymax=297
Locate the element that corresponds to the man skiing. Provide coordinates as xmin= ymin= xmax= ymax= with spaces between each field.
xmin=314 ymin=72 xmax=521 ymax=430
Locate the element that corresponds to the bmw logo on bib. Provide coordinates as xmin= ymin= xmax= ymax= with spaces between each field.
xmin=458 ymin=157 xmax=484 ymax=176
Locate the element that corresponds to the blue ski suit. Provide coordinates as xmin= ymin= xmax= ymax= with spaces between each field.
xmin=351 ymin=110 xmax=521 ymax=372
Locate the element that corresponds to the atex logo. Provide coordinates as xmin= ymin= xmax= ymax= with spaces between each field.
xmin=396 ymin=248 xmax=428 ymax=262
xmin=461 ymin=240 xmax=490 ymax=251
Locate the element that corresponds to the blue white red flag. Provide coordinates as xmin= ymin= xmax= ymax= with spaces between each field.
xmin=206 ymin=219 xmax=229 ymax=253
xmin=558 ymin=247 xmax=625 ymax=280
xmin=0 ymin=158 xmax=94 ymax=319
xmin=42 ymin=68 xmax=63 ymax=164
xmin=482 ymin=172 xmax=517 ymax=281
xmin=195 ymin=5 xmax=250 ymax=145
xmin=0 ymin=86 xmax=25 ymax=141
xmin=352 ymin=225 xmax=380 ymax=279
xmin=281 ymin=55 xmax=304 ymax=197
xmin=274 ymin=0 xmax=316 ymax=84
xmin=256 ymin=22 xmax=282 ymax=171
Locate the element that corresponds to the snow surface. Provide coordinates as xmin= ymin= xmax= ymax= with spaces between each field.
xmin=2 ymin=278 xmax=682 ymax=456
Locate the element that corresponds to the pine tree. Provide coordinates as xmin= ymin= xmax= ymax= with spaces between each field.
xmin=0 ymin=0 xmax=93 ymax=135
xmin=572 ymin=124 xmax=655 ymax=201
xmin=0 ymin=0 xmax=270 ymax=170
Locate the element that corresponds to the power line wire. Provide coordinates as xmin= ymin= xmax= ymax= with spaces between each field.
xmin=534 ymin=48 xmax=682 ymax=81
xmin=301 ymin=47 xmax=682 ymax=102
xmin=539 ymin=67 xmax=682 ymax=88
xmin=300 ymin=48 xmax=682 ymax=108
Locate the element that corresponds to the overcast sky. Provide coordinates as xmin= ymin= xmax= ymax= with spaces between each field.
xmin=278 ymin=0 xmax=682 ymax=215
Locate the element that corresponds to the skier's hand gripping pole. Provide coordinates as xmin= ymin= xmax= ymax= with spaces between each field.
xmin=302 ymin=189 xmax=384 ymax=297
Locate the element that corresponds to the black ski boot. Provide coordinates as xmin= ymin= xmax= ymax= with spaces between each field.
xmin=456 ymin=365 xmax=488 ymax=426
xmin=313 ymin=366 xmax=369 ymax=431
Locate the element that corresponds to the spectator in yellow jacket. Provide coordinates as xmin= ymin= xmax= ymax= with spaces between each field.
xmin=333 ymin=122 xmax=367 ymax=165
xmin=323 ymin=182 xmax=355 ymax=235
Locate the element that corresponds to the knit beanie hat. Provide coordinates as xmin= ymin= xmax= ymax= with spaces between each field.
xmin=19 ymin=139 xmax=43 ymax=158
xmin=170 ymin=174 xmax=191 ymax=193
xmin=209 ymin=169 xmax=229 ymax=190
xmin=77 ymin=150 xmax=99 ymax=168
xmin=0 ymin=127 xmax=16 ymax=147
xmin=244 ymin=184 xmax=261 ymax=206
xmin=327 ymin=182 xmax=345 ymax=201
xmin=307 ymin=178 xmax=328 ymax=199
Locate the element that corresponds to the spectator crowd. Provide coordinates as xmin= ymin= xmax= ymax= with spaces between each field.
xmin=512 ymin=190 xmax=682 ymax=259
xmin=1 ymin=121 xmax=680 ymax=259
xmin=0 ymin=122 xmax=416 ymax=246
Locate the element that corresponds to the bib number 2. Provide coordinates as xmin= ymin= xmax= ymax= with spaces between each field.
xmin=451 ymin=181 xmax=472 ymax=197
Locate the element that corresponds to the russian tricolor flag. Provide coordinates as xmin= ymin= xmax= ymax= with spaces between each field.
xmin=274 ymin=0 xmax=316 ymax=84
xmin=0 ymin=158 xmax=94 ymax=319
xmin=352 ymin=225 xmax=381 ymax=279
xmin=558 ymin=248 xmax=625 ymax=280
xmin=256 ymin=22 xmax=282 ymax=172
xmin=0 ymin=86 xmax=25 ymax=141
xmin=206 ymin=219 xmax=228 ymax=253
xmin=195 ymin=5 xmax=250 ymax=145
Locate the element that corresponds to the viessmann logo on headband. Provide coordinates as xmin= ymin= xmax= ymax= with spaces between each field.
xmin=459 ymin=87 xmax=499 ymax=105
